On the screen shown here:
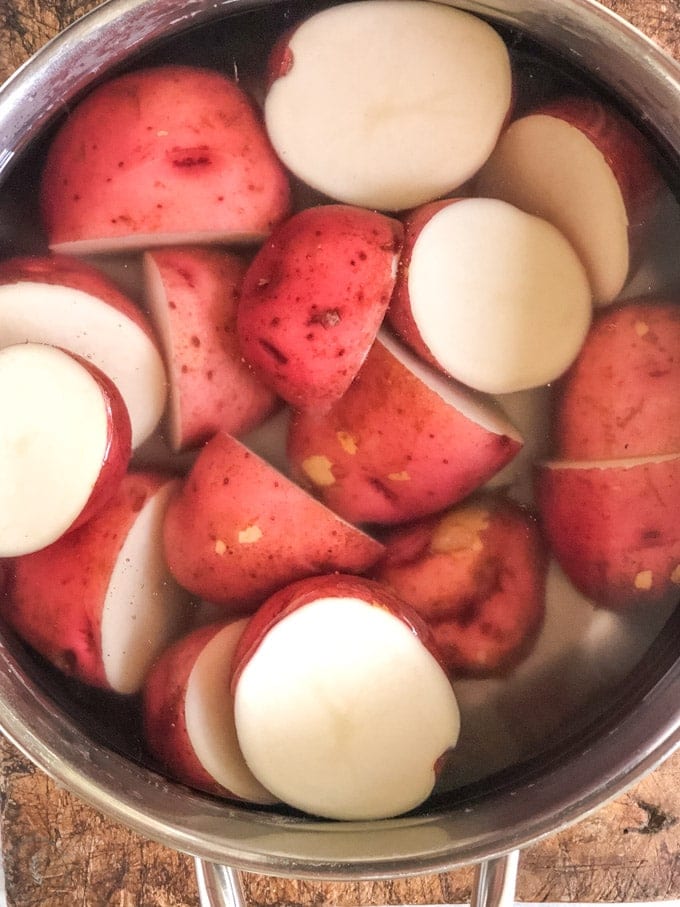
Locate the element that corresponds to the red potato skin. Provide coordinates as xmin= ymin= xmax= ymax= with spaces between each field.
xmin=535 ymin=457 xmax=680 ymax=610
xmin=163 ymin=432 xmax=384 ymax=608
xmin=40 ymin=65 xmax=291 ymax=249
xmin=553 ymin=299 xmax=680 ymax=459
xmin=2 ymin=472 xmax=173 ymax=689
xmin=387 ymin=199 xmax=461 ymax=372
xmin=287 ymin=338 xmax=521 ymax=525
xmin=237 ymin=204 xmax=404 ymax=410
xmin=66 ymin=351 xmax=133 ymax=532
xmin=0 ymin=254 xmax=158 ymax=343
xmin=372 ymin=496 xmax=548 ymax=677
xmin=143 ymin=621 xmax=235 ymax=798
xmin=145 ymin=247 xmax=279 ymax=451
xmin=230 ymin=573 xmax=448 ymax=693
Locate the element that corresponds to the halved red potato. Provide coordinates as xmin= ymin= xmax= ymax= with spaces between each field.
xmin=237 ymin=204 xmax=402 ymax=410
xmin=0 ymin=343 xmax=131 ymax=557
xmin=288 ymin=331 xmax=522 ymax=525
xmin=553 ymin=299 xmax=680 ymax=459
xmin=373 ymin=495 xmax=548 ymax=676
xmin=535 ymin=454 xmax=680 ymax=610
xmin=40 ymin=65 xmax=290 ymax=254
xmin=4 ymin=472 xmax=190 ymax=692
xmin=387 ymin=198 xmax=592 ymax=393
xmin=475 ymin=96 xmax=663 ymax=305
xmin=264 ymin=0 xmax=512 ymax=210
xmin=163 ymin=432 xmax=384 ymax=608
xmin=231 ymin=574 xmax=460 ymax=820
xmin=0 ymin=255 xmax=166 ymax=447
xmin=143 ymin=619 xmax=276 ymax=803
xmin=143 ymin=247 xmax=279 ymax=451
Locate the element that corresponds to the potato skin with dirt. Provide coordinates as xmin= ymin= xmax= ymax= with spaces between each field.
xmin=373 ymin=495 xmax=547 ymax=676
xmin=237 ymin=204 xmax=403 ymax=410
xmin=553 ymin=299 xmax=680 ymax=459
xmin=535 ymin=456 xmax=680 ymax=610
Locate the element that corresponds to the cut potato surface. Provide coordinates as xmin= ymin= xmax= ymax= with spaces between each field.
xmin=184 ymin=621 xmax=276 ymax=802
xmin=0 ymin=281 xmax=166 ymax=447
xmin=0 ymin=343 xmax=126 ymax=557
xmin=476 ymin=112 xmax=629 ymax=304
xmin=7 ymin=471 xmax=188 ymax=691
xmin=233 ymin=584 xmax=460 ymax=820
xmin=393 ymin=198 xmax=592 ymax=393
xmin=265 ymin=0 xmax=512 ymax=210
xmin=100 ymin=479 xmax=190 ymax=694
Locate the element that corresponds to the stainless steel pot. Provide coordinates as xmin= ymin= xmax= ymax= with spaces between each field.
xmin=1 ymin=1 xmax=680 ymax=904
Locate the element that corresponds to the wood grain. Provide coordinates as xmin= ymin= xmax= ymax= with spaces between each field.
xmin=1 ymin=0 xmax=680 ymax=905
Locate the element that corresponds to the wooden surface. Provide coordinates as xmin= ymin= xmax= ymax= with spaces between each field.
xmin=2 ymin=0 xmax=680 ymax=905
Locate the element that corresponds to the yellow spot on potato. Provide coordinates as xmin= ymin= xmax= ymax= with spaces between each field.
xmin=214 ymin=539 xmax=227 ymax=555
xmin=430 ymin=506 xmax=489 ymax=555
xmin=671 ymin=564 xmax=680 ymax=584
xmin=238 ymin=525 xmax=263 ymax=544
xmin=634 ymin=569 xmax=653 ymax=590
xmin=634 ymin=320 xmax=649 ymax=337
xmin=387 ymin=471 xmax=410 ymax=481
xmin=302 ymin=455 xmax=336 ymax=487
xmin=156 ymin=130 xmax=169 ymax=137
xmin=337 ymin=431 xmax=358 ymax=455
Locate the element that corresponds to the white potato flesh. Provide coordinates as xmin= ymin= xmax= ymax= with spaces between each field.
xmin=0 ymin=281 xmax=167 ymax=447
xmin=265 ymin=0 xmax=511 ymax=210
xmin=234 ymin=596 xmax=460 ymax=820
xmin=184 ymin=620 xmax=277 ymax=804
xmin=0 ymin=343 xmax=109 ymax=556
xmin=101 ymin=480 xmax=188 ymax=695
xmin=408 ymin=199 xmax=592 ymax=393
xmin=379 ymin=329 xmax=523 ymax=443
xmin=52 ymin=231 xmax=267 ymax=257
xmin=476 ymin=115 xmax=629 ymax=305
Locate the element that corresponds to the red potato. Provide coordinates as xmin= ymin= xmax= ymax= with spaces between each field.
xmin=535 ymin=454 xmax=680 ymax=610
xmin=143 ymin=247 xmax=279 ymax=451
xmin=143 ymin=619 xmax=276 ymax=803
xmin=0 ymin=255 xmax=167 ymax=447
xmin=4 ymin=472 xmax=190 ymax=692
xmin=264 ymin=0 xmax=512 ymax=210
xmin=553 ymin=299 xmax=680 ymax=459
xmin=287 ymin=331 xmax=522 ymax=525
xmin=387 ymin=198 xmax=592 ymax=394
xmin=237 ymin=204 xmax=403 ymax=410
xmin=231 ymin=574 xmax=460 ymax=820
xmin=163 ymin=431 xmax=384 ymax=608
xmin=0 ymin=343 xmax=131 ymax=557
xmin=475 ymin=96 xmax=663 ymax=305
xmin=373 ymin=496 xmax=548 ymax=676
xmin=40 ymin=65 xmax=291 ymax=254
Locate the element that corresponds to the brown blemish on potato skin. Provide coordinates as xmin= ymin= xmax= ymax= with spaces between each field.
xmin=302 ymin=455 xmax=336 ymax=487
xmin=634 ymin=569 xmax=653 ymax=590
xmin=430 ymin=507 xmax=490 ymax=556
xmin=337 ymin=431 xmax=358 ymax=455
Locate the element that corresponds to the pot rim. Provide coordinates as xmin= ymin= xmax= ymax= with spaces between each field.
xmin=1 ymin=0 xmax=680 ymax=879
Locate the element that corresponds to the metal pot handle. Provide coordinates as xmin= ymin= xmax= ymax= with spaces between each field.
xmin=194 ymin=849 xmax=520 ymax=907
